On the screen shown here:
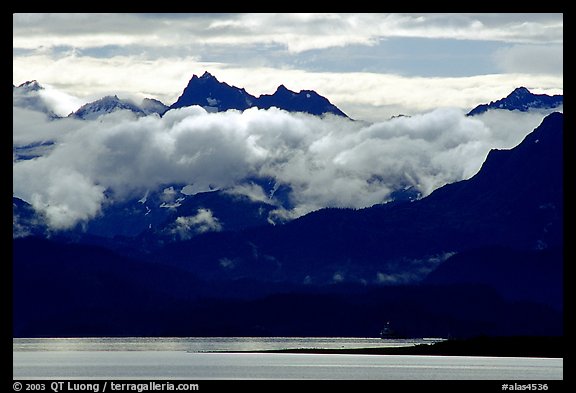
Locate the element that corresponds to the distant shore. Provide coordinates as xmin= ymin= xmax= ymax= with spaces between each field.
xmin=253 ymin=336 xmax=564 ymax=358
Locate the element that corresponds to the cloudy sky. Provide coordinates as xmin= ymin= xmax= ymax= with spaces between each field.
xmin=13 ymin=13 xmax=563 ymax=122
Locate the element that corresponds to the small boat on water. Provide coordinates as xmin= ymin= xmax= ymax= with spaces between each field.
xmin=379 ymin=321 xmax=402 ymax=339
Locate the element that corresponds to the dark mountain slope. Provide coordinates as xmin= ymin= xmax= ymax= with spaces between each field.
xmin=153 ymin=112 xmax=563 ymax=285
xmin=169 ymin=71 xmax=256 ymax=112
xmin=12 ymin=237 xmax=206 ymax=337
xmin=13 ymin=236 xmax=562 ymax=337
xmin=256 ymin=84 xmax=348 ymax=117
xmin=423 ymin=246 xmax=563 ymax=310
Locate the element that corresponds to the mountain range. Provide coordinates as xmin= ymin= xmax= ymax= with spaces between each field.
xmin=13 ymin=80 xmax=564 ymax=243
xmin=14 ymin=72 xmax=347 ymax=120
xmin=12 ymin=78 xmax=564 ymax=338
xmin=14 ymin=77 xmax=563 ymax=122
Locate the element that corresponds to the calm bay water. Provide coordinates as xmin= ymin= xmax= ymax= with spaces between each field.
xmin=13 ymin=337 xmax=563 ymax=380
xmin=13 ymin=336 xmax=435 ymax=352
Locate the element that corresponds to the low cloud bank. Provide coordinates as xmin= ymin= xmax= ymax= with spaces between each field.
xmin=13 ymin=104 xmax=556 ymax=230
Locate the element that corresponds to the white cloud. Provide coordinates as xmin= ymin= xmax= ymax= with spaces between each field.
xmin=171 ymin=209 xmax=222 ymax=240
xmin=14 ymin=161 xmax=106 ymax=230
xmin=37 ymin=84 xmax=85 ymax=116
xmin=224 ymin=183 xmax=278 ymax=205
xmin=13 ymin=103 xmax=556 ymax=231
xmin=13 ymin=107 xmax=85 ymax=147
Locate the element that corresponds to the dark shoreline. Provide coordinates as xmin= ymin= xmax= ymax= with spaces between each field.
xmin=249 ymin=336 xmax=564 ymax=358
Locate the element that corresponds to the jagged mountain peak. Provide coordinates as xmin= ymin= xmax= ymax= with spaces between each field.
xmin=467 ymin=87 xmax=563 ymax=116
xmin=200 ymin=70 xmax=216 ymax=79
xmin=169 ymin=71 xmax=255 ymax=111
xmin=509 ymin=86 xmax=531 ymax=96
xmin=168 ymin=72 xmax=348 ymax=117
xmin=275 ymin=84 xmax=291 ymax=93
xmin=191 ymin=71 xmax=220 ymax=84
xmin=257 ymin=83 xmax=347 ymax=117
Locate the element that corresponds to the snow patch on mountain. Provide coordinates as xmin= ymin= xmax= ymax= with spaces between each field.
xmin=138 ymin=190 xmax=149 ymax=204
xmin=181 ymin=184 xmax=219 ymax=196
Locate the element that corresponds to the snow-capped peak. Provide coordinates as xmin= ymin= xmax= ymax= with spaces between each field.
xmin=70 ymin=95 xmax=147 ymax=120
